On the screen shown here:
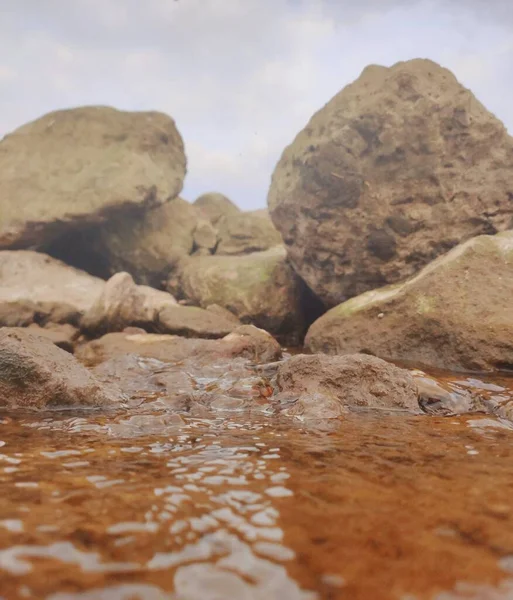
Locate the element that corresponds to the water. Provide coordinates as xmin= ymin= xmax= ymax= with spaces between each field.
xmin=2 ymin=369 xmax=513 ymax=599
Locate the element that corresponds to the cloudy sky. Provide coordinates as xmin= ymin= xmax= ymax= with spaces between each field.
xmin=1 ymin=0 xmax=512 ymax=209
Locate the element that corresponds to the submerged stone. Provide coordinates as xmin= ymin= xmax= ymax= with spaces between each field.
xmin=273 ymin=353 xmax=420 ymax=418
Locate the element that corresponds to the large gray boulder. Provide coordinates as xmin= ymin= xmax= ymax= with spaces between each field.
xmin=0 ymin=251 xmax=104 ymax=326
xmin=306 ymin=231 xmax=513 ymax=372
xmin=0 ymin=328 xmax=121 ymax=410
xmin=268 ymin=59 xmax=513 ymax=307
xmin=0 ymin=106 xmax=186 ymax=249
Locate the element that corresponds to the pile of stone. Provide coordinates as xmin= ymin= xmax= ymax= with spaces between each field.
xmin=2 ymin=58 xmax=513 ymax=417
xmin=0 ymin=104 xmax=309 ymax=342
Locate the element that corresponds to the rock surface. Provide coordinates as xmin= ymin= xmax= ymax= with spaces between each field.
xmin=158 ymin=304 xmax=238 ymax=339
xmin=306 ymin=231 xmax=513 ymax=372
xmin=91 ymin=350 xmax=276 ymax=415
xmin=81 ymin=272 xmax=177 ymax=336
xmin=0 ymin=251 xmax=105 ymax=327
xmin=193 ymin=192 xmax=240 ymax=225
xmin=26 ymin=323 xmax=79 ymax=353
xmin=0 ymin=106 xmax=186 ymax=249
xmin=0 ymin=328 xmax=121 ymax=410
xmin=268 ymin=58 xmax=513 ymax=306
xmin=92 ymin=197 xmax=199 ymax=286
xmin=77 ymin=325 xmax=282 ymax=367
xmin=216 ymin=210 xmax=282 ymax=256
xmin=412 ymin=370 xmax=479 ymax=416
xmin=169 ymin=247 xmax=305 ymax=343
xmin=192 ymin=219 xmax=218 ymax=255
xmin=273 ymin=353 xmax=419 ymax=417
xmin=81 ymin=272 xmax=238 ymax=339
xmin=205 ymin=304 xmax=241 ymax=323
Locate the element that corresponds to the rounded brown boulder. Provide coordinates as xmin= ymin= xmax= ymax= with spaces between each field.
xmin=193 ymin=192 xmax=240 ymax=225
xmin=168 ymin=247 xmax=305 ymax=344
xmin=268 ymin=58 xmax=513 ymax=306
xmin=272 ymin=353 xmax=420 ymax=419
xmin=0 ymin=328 xmax=122 ymax=410
xmin=0 ymin=106 xmax=186 ymax=250
xmin=215 ymin=210 xmax=282 ymax=256
xmin=305 ymin=231 xmax=513 ymax=373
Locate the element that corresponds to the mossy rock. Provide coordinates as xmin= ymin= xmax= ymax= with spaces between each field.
xmin=306 ymin=232 xmax=513 ymax=372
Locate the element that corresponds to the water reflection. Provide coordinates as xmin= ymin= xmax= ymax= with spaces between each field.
xmin=0 ymin=415 xmax=314 ymax=599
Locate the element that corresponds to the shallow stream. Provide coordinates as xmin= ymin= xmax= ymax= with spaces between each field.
xmin=2 ymin=370 xmax=513 ymax=599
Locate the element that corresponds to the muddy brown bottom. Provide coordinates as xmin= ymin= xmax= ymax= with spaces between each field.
xmin=1 ymin=373 xmax=513 ymax=599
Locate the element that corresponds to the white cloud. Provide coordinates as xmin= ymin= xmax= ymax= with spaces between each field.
xmin=0 ymin=0 xmax=511 ymax=209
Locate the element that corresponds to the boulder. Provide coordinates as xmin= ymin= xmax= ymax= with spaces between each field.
xmin=222 ymin=324 xmax=283 ymax=363
xmin=169 ymin=247 xmax=305 ymax=343
xmin=192 ymin=219 xmax=218 ymax=255
xmin=0 ymin=251 xmax=104 ymax=326
xmin=81 ymin=272 xmax=177 ymax=336
xmin=0 ymin=328 xmax=121 ymax=410
xmin=47 ymin=198 xmax=217 ymax=286
xmin=77 ymin=325 xmax=282 ymax=367
xmin=91 ymin=196 xmax=199 ymax=286
xmin=77 ymin=332 xmax=189 ymax=366
xmin=158 ymin=305 xmax=237 ymax=339
xmin=26 ymin=323 xmax=79 ymax=353
xmin=90 ymin=343 xmax=279 ymax=414
xmin=81 ymin=272 xmax=238 ymax=339
xmin=193 ymin=192 xmax=240 ymax=225
xmin=273 ymin=353 xmax=419 ymax=417
xmin=205 ymin=304 xmax=241 ymax=323
xmin=267 ymin=58 xmax=513 ymax=307
xmin=0 ymin=106 xmax=186 ymax=249
xmin=412 ymin=370 xmax=479 ymax=415
xmin=306 ymin=232 xmax=513 ymax=372
xmin=216 ymin=210 xmax=282 ymax=255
